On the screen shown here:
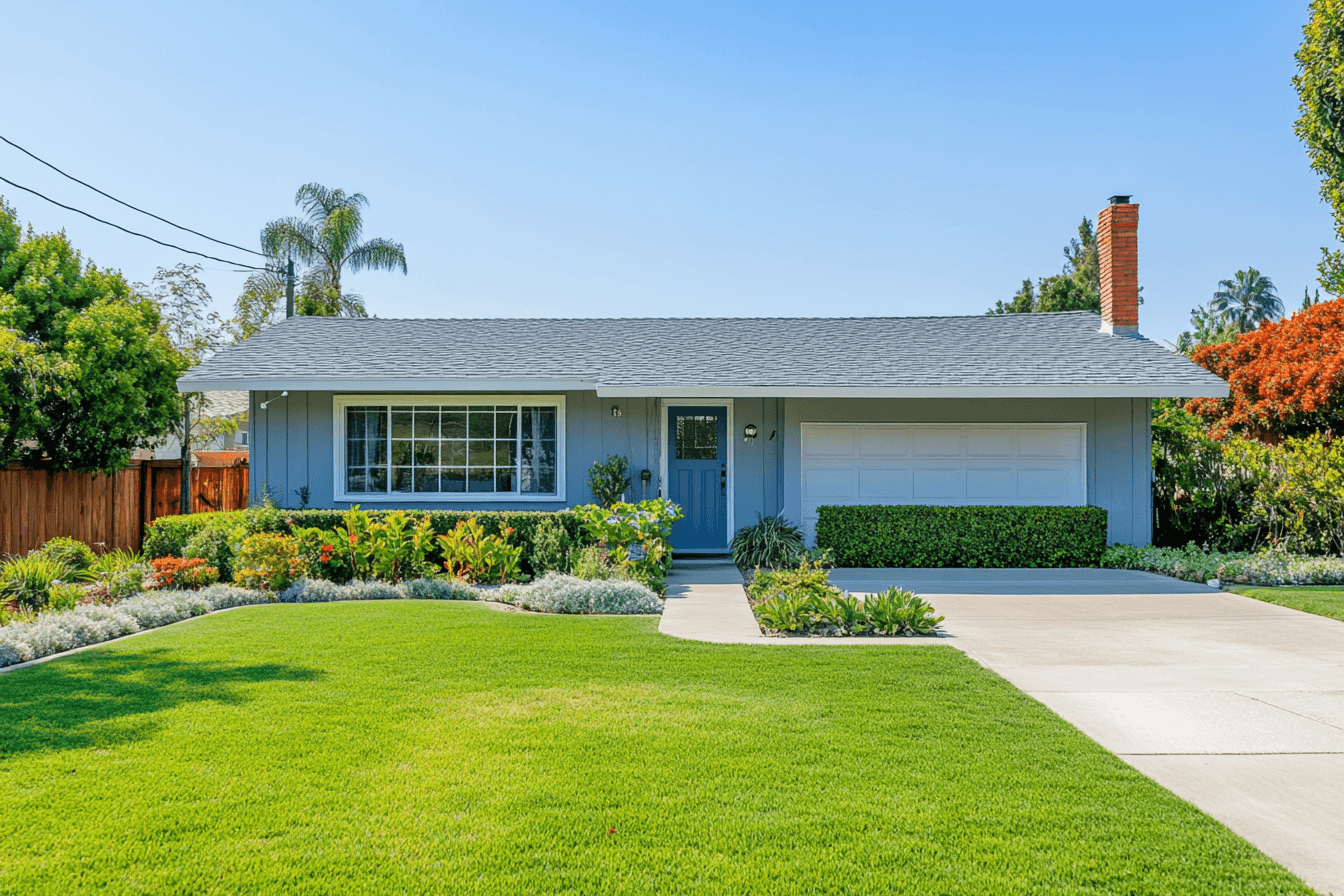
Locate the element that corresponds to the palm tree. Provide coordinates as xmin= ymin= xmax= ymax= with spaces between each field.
xmin=1209 ymin=268 xmax=1283 ymax=333
xmin=260 ymin=183 xmax=407 ymax=317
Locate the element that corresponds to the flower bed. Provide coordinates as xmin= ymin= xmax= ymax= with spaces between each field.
xmin=746 ymin=561 xmax=944 ymax=638
xmin=1102 ymin=543 xmax=1344 ymax=586
xmin=0 ymin=575 xmax=661 ymax=669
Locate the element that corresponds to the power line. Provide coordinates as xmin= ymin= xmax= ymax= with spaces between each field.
xmin=0 ymin=174 xmax=268 ymax=271
xmin=0 ymin=133 xmax=267 ymax=258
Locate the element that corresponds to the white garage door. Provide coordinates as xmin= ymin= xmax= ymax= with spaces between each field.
xmin=800 ymin=423 xmax=1087 ymax=542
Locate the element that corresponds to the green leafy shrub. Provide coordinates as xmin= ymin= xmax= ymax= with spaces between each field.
xmin=731 ymin=514 xmax=805 ymax=570
xmin=292 ymin=527 xmax=353 ymax=584
xmin=586 ymin=455 xmax=631 ymax=507
xmin=1223 ymin=434 xmax=1344 ymax=555
xmin=437 ymin=517 xmax=523 ymax=584
xmin=571 ymin=545 xmax=623 ymax=581
xmin=143 ymin=509 xmax=583 ymax=576
xmin=531 ymin=517 xmax=576 ymax=574
xmin=815 ymin=505 xmax=1108 ymax=568
xmin=0 ymin=553 xmax=88 ymax=611
xmin=747 ymin=558 xmax=840 ymax=602
xmin=235 ymin=534 xmax=305 ymax=591
xmin=143 ymin=512 xmax=246 ymax=559
xmin=90 ymin=550 xmax=151 ymax=600
xmin=184 ymin=521 xmax=246 ymax=581
xmin=38 ymin=537 xmax=96 ymax=573
xmin=46 ymin=582 xmax=85 ymax=612
xmin=574 ymin=498 xmax=682 ymax=592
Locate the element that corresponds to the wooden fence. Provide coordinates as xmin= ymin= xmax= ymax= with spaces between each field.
xmin=0 ymin=460 xmax=248 ymax=557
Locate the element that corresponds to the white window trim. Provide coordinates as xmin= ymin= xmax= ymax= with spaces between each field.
xmin=659 ymin=399 xmax=734 ymax=550
xmin=331 ymin=394 xmax=566 ymax=503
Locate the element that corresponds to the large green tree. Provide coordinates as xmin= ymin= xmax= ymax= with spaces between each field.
xmin=0 ymin=198 xmax=184 ymax=472
xmin=990 ymin=217 xmax=1102 ymax=314
xmin=1295 ymin=0 xmax=1344 ymax=292
xmin=260 ymin=183 xmax=407 ymax=317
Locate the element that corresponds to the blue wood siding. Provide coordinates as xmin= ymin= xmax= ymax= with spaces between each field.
xmin=250 ymin=392 xmax=1152 ymax=546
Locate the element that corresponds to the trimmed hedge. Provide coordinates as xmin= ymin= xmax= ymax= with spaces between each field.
xmin=143 ymin=508 xmax=584 ymax=577
xmin=815 ymin=505 xmax=1108 ymax=568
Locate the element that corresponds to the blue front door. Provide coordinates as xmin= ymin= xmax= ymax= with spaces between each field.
xmin=667 ymin=406 xmax=728 ymax=551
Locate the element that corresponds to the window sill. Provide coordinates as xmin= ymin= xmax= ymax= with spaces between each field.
xmin=333 ymin=492 xmax=567 ymax=504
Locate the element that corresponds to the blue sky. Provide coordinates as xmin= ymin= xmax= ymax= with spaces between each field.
xmin=1 ymin=1 xmax=1331 ymax=349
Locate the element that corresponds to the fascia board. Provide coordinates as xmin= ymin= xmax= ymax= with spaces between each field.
xmin=594 ymin=384 xmax=1230 ymax=399
xmin=177 ymin=377 xmax=599 ymax=393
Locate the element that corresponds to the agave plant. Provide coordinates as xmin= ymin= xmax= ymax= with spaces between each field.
xmin=0 ymin=553 xmax=90 ymax=611
xmin=863 ymin=587 xmax=945 ymax=636
xmin=752 ymin=593 xmax=814 ymax=632
xmin=731 ymin=514 xmax=806 ymax=570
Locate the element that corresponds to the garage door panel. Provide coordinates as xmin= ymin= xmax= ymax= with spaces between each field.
xmin=966 ymin=468 xmax=1016 ymax=500
xmin=802 ymin=427 xmax=856 ymax=457
xmin=1017 ymin=468 xmax=1070 ymax=501
xmin=803 ymin=467 xmax=858 ymax=499
xmin=1019 ymin=426 xmax=1082 ymax=458
xmin=858 ymin=467 xmax=912 ymax=499
xmin=910 ymin=428 xmax=965 ymax=457
xmin=965 ymin=429 xmax=1015 ymax=458
xmin=857 ymin=427 xmax=910 ymax=458
xmin=912 ymin=467 xmax=966 ymax=500
xmin=800 ymin=423 xmax=1087 ymax=542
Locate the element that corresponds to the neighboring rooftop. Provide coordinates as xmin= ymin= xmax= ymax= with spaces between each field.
xmin=178 ymin=312 xmax=1230 ymax=398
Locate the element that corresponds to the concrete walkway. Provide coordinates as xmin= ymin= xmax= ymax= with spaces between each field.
xmin=661 ymin=564 xmax=1344 ymax=893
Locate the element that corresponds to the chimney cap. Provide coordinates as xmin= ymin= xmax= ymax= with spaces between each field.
xmin=1108 ymin=194 xmax=1133 ymax=205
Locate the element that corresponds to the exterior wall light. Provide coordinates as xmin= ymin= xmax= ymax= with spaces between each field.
xmin=611 ymin=405 xmax=622 ymax=418
xmin=743 ymin=423 xmax=758 ymax=442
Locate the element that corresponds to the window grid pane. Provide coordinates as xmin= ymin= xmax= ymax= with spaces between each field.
xmin=349 ymin=402 xmax=558 ymax=497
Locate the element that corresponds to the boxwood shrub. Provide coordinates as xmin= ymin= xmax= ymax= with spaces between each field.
xmin=143 ymin=508 xmax=584 ymax=576
xmin=815 ymin=505 xmax=1108 ymax=568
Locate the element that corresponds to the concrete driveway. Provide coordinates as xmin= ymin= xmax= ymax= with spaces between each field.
xmin=830 ymin=567 xmax=1344 ymax=896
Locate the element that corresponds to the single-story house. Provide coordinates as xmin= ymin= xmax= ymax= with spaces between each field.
xmin=178 ymin=198 xmax=1228 ymax=551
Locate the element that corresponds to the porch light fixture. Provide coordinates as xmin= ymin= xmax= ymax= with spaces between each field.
xmin=743 ymin=423 xmax=758 ymax=443
xmin=611 ymin=405 xmax=622 ymax=418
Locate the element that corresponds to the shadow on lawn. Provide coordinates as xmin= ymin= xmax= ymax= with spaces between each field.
xmin=0 ymin=649 xmax=323 ymax=758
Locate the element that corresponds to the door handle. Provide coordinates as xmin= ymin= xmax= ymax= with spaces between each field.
xmin=720 ymin=466 xmax=726 ymax=496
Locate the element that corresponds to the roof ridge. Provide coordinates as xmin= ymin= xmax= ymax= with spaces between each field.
xmin=279 ymin=311 xmax=1100 ymax=324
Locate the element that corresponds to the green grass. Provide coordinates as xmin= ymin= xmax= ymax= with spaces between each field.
xmin=0 ymin=603 xmax=1309 ymax=895
xmin=1231 ymin=585 xmax=1344 ymax=623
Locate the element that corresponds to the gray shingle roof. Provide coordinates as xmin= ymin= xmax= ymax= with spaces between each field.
xmin=178 ymin=312 xmax=1229 ymax=398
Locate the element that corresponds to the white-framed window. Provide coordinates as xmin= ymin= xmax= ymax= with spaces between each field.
xmin=332 ymin=395 xmax=565 ymax=503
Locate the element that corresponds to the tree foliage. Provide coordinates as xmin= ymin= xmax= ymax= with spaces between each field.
xmin=1187 ymin=297 xmax=1344 ymax=439
xmin=260 ymin=183 xmax=407 ymax=318
xmin=990 ymin=217 xmax=1102 ymax=314
xmin=0 ymin=199 xmax=185 ymax=471
xmin=1209 ymin=267 xmax=1283 ymax=332
xmin=1295 ymin=0 xmax=1344 ymax=292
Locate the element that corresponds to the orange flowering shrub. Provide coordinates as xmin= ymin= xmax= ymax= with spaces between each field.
xmin=1189 ymin=297 xmax=1344 ymax=439
xmin=149 ymin=557 xmax=220 ymax=590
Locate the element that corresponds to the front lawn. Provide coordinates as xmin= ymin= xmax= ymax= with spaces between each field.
xmin=1230 ymin=585 xmax=1344 ymax=623
xmin=0 ymin=603 xmax=1308 ymax=894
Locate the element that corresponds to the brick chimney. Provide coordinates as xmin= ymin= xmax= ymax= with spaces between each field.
xmin=1097 ymin=195 xmax=1139 ymax=335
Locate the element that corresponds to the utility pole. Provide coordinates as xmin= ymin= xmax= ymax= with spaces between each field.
xmin=180 ymin=398 xmax=192 ymax=515
xmin=285 ymin=258 xmax=295 ymax=318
